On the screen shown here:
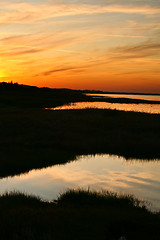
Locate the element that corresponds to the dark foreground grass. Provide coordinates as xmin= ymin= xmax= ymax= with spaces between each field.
xmin=58 ymin=189 xmax=147 ymax=208
xmin=0 ymin=190 xmax=159 ymax=240
xmin=0 ymin=107 xmax=160 ymax=178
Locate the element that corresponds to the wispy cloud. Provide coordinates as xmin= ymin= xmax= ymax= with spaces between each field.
xmin=27 ymin=40 xmax=160 ymax=79
xmin=111 ymin=42 xmax=160 ymax=59
xmin=39 ymin=67 xmax=78 ymax=76
xmin=0 ymin=3 xmax=160 ymax=24
xmin=0 ymin=1 xmax=160 ymax=92
xmin=99 ymin=34 xmax=147 ymax=38
xmin=36 ymin=63 xmax=91 ymax=77
xmin=0 ymin=31 xmax=86 ymax=57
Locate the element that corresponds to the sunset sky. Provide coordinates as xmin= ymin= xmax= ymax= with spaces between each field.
xmin=0 ymin=0 xmax=160 ymax=93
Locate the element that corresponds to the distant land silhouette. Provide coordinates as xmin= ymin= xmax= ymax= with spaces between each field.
xmin=0 ymin=82 xmax=160 ymax=108
xmin=1 ymin=81 xmax=160 ymax=95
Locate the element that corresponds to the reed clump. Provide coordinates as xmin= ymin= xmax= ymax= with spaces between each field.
xmin=0 ymin=190 xmax=159 ymax=240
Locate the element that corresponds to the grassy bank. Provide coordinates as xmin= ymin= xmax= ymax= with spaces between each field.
xmin=0 ymin=107 xmax=160 ymax=178
xmin=0 ymin=190 xmax=159 ymax=240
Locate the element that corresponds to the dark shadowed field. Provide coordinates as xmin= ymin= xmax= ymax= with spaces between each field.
xmin=0 ymin=82 xmax=160 ymax=178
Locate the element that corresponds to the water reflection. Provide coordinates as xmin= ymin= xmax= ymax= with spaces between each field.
xmin=86 ymin=93 xmax=160 ymax=101
xmin=50 ymin=102 xmax=160 ymax=114
xmin=0 ymin=154 xmax=160 ymax=211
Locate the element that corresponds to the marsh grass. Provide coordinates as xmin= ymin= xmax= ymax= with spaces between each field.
xmin=0 ymin=190 xmax=159 ymax=240
xmin=0 ymin=82 xmax=159 ymax=178
xmin=57 ymin=189 xmax=147 ymax=209
xmin=0 ymin=192 xmax=44 ymax=208
xmin=0 ymin=107 xmax=159 ymax=178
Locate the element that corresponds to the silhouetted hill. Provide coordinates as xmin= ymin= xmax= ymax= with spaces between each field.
xmin=0 ymin=82 xmax=87 ymax=108
xmin=1 ymin=82 xmax=160 ymax=107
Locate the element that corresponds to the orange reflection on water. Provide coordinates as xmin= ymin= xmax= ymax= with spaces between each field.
xmin=51 ymin=102 xmax=160 ymax=114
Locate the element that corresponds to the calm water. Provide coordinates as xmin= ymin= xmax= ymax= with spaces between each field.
xmin=51 ymin=102 xmax=160 ymax=114
xmin=0 ymin=154 xmax=160 ymax=211
xmin=86 ymin=93 xmax=160 ymax=101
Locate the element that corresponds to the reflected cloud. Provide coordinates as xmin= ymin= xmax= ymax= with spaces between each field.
xmin=0 ymin=154 xmax=160 ymax=210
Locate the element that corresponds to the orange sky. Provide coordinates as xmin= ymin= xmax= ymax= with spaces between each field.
xmin=0 ymin=0 xmax=160 ymax=93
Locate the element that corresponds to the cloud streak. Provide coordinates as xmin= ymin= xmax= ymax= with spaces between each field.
xmin=0 ymin=3 xmax=160 ymax=24
xmin=40 ymin=67 xmax=77 ymax=76
xmin=111 ymin=42 xmax=160 ymax=59
xmin=0 ymin=1 xmax=160 ymax=92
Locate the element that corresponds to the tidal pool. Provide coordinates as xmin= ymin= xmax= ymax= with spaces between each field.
xmin=0 ymin=154 xmax=160 ymax=211
xmin=49 ymin=101 xmax=160 ymax=114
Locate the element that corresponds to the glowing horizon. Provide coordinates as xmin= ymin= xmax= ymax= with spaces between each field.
xmin=0 ymin=0 xmax=160 ymax=93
